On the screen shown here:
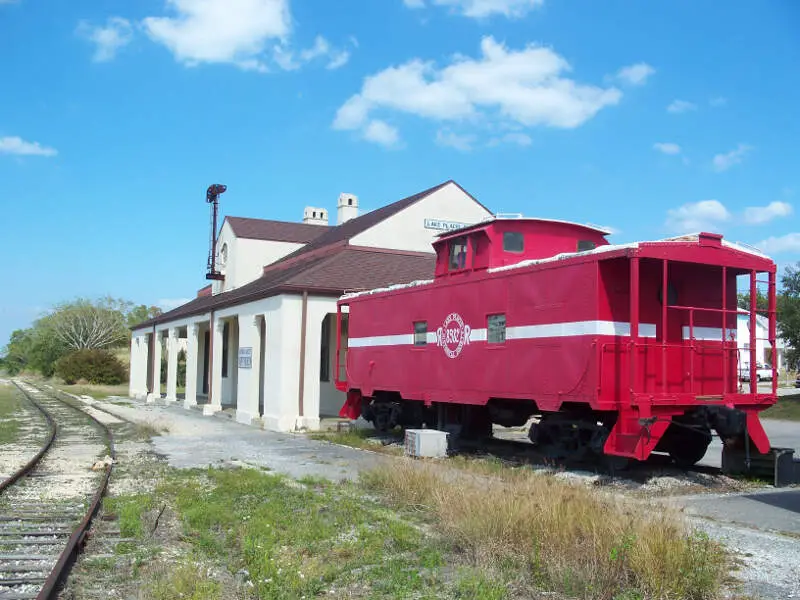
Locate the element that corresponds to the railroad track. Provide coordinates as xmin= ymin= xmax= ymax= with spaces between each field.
xmin=0 ymin=381 xmax=116 ymax=600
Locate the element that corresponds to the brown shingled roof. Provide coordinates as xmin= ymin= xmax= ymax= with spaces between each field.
xmin=224 ymin=216 xmax=327 ymax=244
xmin=133 ymin=247 xmax=435 ymax=329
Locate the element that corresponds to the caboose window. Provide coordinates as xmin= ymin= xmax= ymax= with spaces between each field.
xmin=487 ymin=314 xmax=506 ymax=344
xmin=503 ymin=232 xmax=524 ymax=253
xmin=448 ymin=237 xmax=468 ymax=270
xmin=414 ymin=321 xmax=427 ymax=346
xmin=577 ymin=240 xmax=596 ymax=252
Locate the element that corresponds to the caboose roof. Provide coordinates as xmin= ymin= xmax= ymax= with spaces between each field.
xmin=340 ymin=232 xmax=774 ymax=301
xmin=434 ymin=215 xmax=613 ymax=240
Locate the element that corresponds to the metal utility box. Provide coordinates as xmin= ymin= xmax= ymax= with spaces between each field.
xmin=404 ymin=429 xmax=449 ymax=458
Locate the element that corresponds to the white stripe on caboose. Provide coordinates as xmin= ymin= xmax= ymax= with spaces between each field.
xmin=681 ymin=326 xmax=737 ymax=341
xmin=347 ymin=320 xmax=658 ymax=348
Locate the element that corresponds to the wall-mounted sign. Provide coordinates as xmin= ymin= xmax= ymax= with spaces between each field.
xmin=238 ymin=347 xmax=252 ymax=369
xmin=424 ymin=218 xmax=470 ymax=232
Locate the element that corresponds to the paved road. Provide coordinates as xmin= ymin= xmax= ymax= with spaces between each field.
xmin=699 ymin=418 xmax=799 ymax=469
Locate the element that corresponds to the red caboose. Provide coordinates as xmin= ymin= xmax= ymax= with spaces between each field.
xmin=334 ymin=216 xmax=778 ymax=467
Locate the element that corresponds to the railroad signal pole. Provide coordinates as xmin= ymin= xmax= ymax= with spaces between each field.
xmin=206 ymin=183 xmax=227 ymax=281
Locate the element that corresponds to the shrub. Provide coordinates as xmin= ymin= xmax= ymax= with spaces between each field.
xmin=55 ymin=349 xmax=128 ymax=385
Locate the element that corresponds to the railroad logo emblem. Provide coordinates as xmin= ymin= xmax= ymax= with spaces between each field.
xmin=437 ymin=312 xmax=471 ymax=358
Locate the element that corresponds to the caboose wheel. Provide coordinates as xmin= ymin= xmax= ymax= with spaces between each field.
xmin=667 ymin=426 xmax=711 ymax=468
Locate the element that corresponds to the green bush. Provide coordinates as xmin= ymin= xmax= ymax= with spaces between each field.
xmin=55 ymin=349 xmax=128 ymax=385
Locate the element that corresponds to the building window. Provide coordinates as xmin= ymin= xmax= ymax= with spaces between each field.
xmin=449 ymin=237 xmax=468 ymax=270
xmin=221 ymin=321 xmax=230 ymax=377
xmin=320 ymin=317 xmax=331 ymax=382
xmin=414 ymin=321 xmax=427 ymax=346
xmin=487 ymin=314 xmax=506 ymax=344
xmin=577 ymin=240 xmax=596 ymax=252
xmin=503 ymin=232 xmax=524 ymax=253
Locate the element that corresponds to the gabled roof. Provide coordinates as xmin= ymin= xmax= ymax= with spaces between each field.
xmin=224 ymin=216 xmax=327 ymax=244
xmin=132 ymin=179 xmax=486 ymax=330
xmin=132 ymin=246 xmax=435 ymax=329
xmin=272 ymin=180 xmax=487 ymax=266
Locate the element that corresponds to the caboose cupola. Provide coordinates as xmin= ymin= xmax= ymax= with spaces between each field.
xmin=432 ymin=215 xmax=611 ymax=277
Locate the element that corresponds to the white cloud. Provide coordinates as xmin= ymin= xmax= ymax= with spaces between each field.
xmin=273 ymin=35 xmax=351 ymax=71
xmin=712 ymin=143 xmax=752 ymax=172
xmin=665 ymin=199 xmax=730 ymax=232
xmin=404 ymin=0 xmax=544 ymax=18
xmin=140 ymin=1 xmax=351 ymax=72
xmin=616 ymin=62 xmax=655 ymax=86
xmin=158 ymin=298 xmax=192 ymax=311
xmin=755 ymin=233 xmax=800 ymax=255
xmin=653 ymin=142 xmax=680 ymax=155
xmin=0 ymin=136 xmax=58 ymax=157
xmin=667 ymin=99 xmax=697 ymax=114
xmin=489 ymin=132 xmax=532 ymax=147
xmin=76 ymin=17 xmax=133 ymax=62
xmin=709 ymin=96 xmax=727 ymax=107
xmin=363 ymin=120 xmax=400 ymax=148
xmin=436 ymin=129 xmax=476 ymax=151
xmin=743 ymin=201 xmax=792 ymax=225
xmin=333 ymin=36 xmax=622 ymax=147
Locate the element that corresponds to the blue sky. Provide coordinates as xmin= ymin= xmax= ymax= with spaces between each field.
xmin=1 ymin=0 xmax=799 ymax=346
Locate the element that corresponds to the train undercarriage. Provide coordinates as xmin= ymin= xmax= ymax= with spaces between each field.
xmin=352 ymin=392 xmax=755 ymax=469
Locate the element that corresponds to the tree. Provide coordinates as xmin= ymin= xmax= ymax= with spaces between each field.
xmin=778 ymin=264 xmax=800 ymax=369
xmin=1 ymin=295 xmax=159 ymax=379
xmin=50 ymin=299 xmax=129 ymax=350
xmin=126 ymin=304 xmax=163 ymax=329
xmin=737 ymin=290 xmax=768 ymax=311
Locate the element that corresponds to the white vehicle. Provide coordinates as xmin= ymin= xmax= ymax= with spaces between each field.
xmin=739 ymin=362 xmax=774 ymax=382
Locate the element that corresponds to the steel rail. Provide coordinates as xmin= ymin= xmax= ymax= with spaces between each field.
xmin=0 ymin=388 xmax=57 ymax=494
xmin=7 ymin=381 xmax=116 ymax=600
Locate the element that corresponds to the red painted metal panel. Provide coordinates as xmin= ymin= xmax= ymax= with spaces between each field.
xmin=335 ymin=225 xmax=778 ymax=461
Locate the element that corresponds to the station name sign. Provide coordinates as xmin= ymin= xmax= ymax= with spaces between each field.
xmin=424 ymin=218 xmax=470 ymax=232
xmin=238 ymin=347 xmax=252 ymax=369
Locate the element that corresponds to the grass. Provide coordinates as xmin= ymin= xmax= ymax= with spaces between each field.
xmin=761 ymin=394 xmax=800 ymax=421
xmin=362 ymin=460 xmax=729 ymax=600
xmin=103 ymin=462 xmax=732 ymax=600
xmin=108 ymin=466 xmax=507 ymax=599
xmin=0 ymin=384 xmax=23 ymax=444
xmin=309 ymin=426 xmax=405 ymax=455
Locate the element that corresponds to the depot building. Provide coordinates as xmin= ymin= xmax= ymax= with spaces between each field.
xmin=128 ymin=180 xmax=493 ymax=431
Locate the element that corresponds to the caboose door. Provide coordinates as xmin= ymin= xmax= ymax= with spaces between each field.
xmin=657 ymin=279 xmax=686 ymax=394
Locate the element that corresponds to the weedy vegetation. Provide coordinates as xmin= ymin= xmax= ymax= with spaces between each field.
xmin=362 ymin=460 xmax=729 ymax=600
xmin=102 ymin=458 xmax=731 ymax=600
xmin=0 ymin=384 xmax=24 ymax=444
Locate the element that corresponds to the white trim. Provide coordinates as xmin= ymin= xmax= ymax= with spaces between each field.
xmin=348 ymin=334 xmax=414 ymax=348
xmin=507 ymin=321 xmax=656 ymax=339
xmin=347 ymin=320 xmax=658 ymax=348
xmin=682 ymin=326 xmax=737 ymax=341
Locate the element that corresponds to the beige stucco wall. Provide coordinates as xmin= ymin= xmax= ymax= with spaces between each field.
xmin=213 ymin=221 xmax=306 ymax=293
xmin=350 ymin=182 xmax=492 ymax=253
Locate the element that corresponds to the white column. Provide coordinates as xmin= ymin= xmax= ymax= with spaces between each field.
xmin=132 ymin=335 xmax=148 ymax=399
xmin=184 ymin=323 xmax=199 ymax=409
xmin=204 ymin=319 xmax=224 ymax=415
xmin=165 ymin=328 xmax=179 ymax=402
xmin=134 ymin=336 xmax=149 ymax=400
xmin=147 ymin=332 xmax=163 ymax=403
xmin=128 ymin=336 xmax=139 ymax=399
xmin=235 ymin=315 xmax=261 ymax=425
